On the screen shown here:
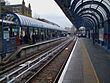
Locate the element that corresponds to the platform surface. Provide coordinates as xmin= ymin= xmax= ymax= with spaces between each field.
xmin=58 ymin=38 xmax=110 ymax=83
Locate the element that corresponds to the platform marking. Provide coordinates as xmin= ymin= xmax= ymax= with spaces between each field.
xmin=58 ymin=38 xmax=79 ymax=83
xmin=81 ymin=39 xmax=100 ymax=83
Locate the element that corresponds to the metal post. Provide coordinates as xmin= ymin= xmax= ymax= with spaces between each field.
xmin=0 ymin=0 xmax=1 ymax=63
xmin=107 ymin=19 xmax=110 ymax=49
xmin=0 ymin=0 xmax=1 ymax=17
xmin=1 ymin=14 xmax=5 ymax=57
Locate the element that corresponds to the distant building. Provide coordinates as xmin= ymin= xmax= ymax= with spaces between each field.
xmin=0 ymin=0 xmax=5 ymax=6
xmin=65 ymin=26 xmax=76 ymax=36
xmin=1 ymin=0 xmax=32 ymax=17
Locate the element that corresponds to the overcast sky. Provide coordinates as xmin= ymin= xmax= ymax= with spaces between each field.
xmin=8 ymin=0 xmax=72 ymax=28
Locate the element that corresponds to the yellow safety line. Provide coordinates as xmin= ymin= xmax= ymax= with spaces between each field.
xmin=81 ymin=39 xmax=100 ymax=83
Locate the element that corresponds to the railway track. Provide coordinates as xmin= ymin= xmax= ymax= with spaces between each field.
xmin=0 ymin=38 xmax=66 ymax=75
xmin=0 ymin=37 xmax=75 ymax=83
xmin=25 ymin=37 xmax=76 ymax=83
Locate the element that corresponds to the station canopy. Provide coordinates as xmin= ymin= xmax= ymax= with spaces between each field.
xmin=2 ymin=12 xmax=66 ymax=31
xmin=55 ymin=0 xmax=110 ymax=29
xmin=2 ymin=12 xmax=43 ymax=27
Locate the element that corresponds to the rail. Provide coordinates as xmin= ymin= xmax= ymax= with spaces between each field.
xmin=3 ymin=37 xmax=66 ymax=62
xmin=0 ymin=38 xmax=71 ymax=83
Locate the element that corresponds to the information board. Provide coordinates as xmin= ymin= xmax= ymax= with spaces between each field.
xmin=99 ymin=28 xmax=104 ymax=41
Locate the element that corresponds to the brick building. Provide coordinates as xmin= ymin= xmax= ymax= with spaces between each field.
xmin=1 ymin=0 xmax=32 ymax=17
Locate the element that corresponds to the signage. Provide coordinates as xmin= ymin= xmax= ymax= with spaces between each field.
xmin=99 ymin=28 xmax=104 ymax=41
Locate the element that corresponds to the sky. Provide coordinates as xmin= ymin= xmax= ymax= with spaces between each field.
xmin=7 ymin=0 xmax=73 ymax=28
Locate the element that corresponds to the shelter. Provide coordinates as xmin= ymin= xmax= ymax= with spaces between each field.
xmin=55 ymin=0 xmax=110 ymax=49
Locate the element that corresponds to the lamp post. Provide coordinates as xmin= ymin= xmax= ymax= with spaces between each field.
xmin=1 ymin=14 xmax=4 ymax=58
xmin=0 ymin=0 xmax=2 ymax=62
xmin=0 ymin=12 xmax=7 ymax=63
xmin=0 ymin=0 xmax=1 ymax=17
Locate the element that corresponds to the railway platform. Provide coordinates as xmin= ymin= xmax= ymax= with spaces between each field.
xmin=58 ymin=38 xmax=110 ymax=83
xmin=2 ymin=37 xmax=66 ymax=62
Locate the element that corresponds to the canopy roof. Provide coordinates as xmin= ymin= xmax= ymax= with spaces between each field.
xmin=0 ymin=19 xmax=15 ymax=24
xmin=55 ymin=0 xmax=110 ymax=29
xmin=2 ymin=12 xmax=66 ymax=31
